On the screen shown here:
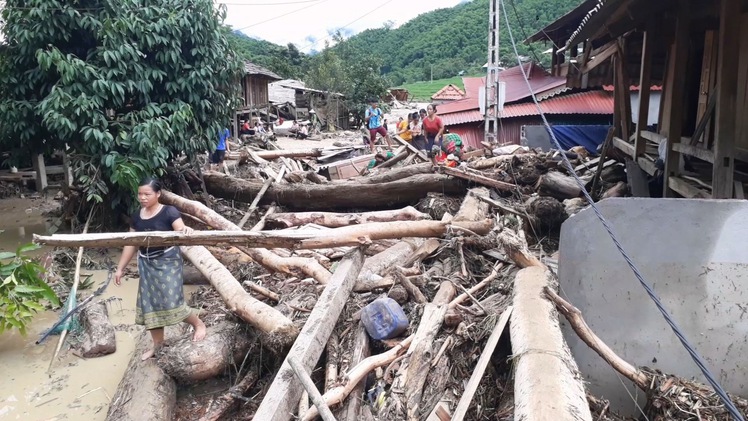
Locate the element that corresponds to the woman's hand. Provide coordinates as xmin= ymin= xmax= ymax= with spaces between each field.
xmin=115 ymin=267 xmax=124 ymax=286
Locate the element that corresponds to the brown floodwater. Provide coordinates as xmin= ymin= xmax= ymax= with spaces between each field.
xmin=0 ymin=197 xmax=196 ymax=420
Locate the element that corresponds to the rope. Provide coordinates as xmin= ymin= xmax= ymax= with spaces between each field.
xmin=498 ymin=0 xmax=744 ymax=419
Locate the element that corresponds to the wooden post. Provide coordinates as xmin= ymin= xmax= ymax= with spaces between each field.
xmin=612 ymin=56 xmax=622 ymax=141
xmin=615 ymin=42 xmax=632 ymax=143
xmin=32 ymin=153 xmax=47 ymax=192
xmin=712 ymin=0 xmax=740 ymax=198
xmin=662 ymin=1 xmax=690 ymax=198
xmin=61 ymin=150 xmax=73 ymax=192
xmin=253 ymin=249 xmax=365 ymax=421
xmin=694 ymin=30 xmax=718 ymax=146
xmin=634 ymin=26 xmax=654 ymax=157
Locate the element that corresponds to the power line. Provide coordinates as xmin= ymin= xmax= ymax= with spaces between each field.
xmin=218 ymin=0 xmax=320 ymax=5
xmin=232 ymin=0 xmax=330 ymax=31
xmin=298 ymin=0 xmax=395 ymax=52
xmin=498 ymin=0 xmax=745 ymax=419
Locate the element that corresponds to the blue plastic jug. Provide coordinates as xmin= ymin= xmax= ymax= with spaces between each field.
xmin=361 ymin=298 xmax=409 ymax=340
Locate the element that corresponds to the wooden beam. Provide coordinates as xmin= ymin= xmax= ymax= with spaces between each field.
xmin=612 ymin=136 xmax=635 ymax=157
xmin=32 ymin=154 xmax=47 ymax=192
xmin=392 ymin=135 xmax=428 ymax=161
xmin=693 ymin=30 xmax=718 ymax=146
xmin=253 ymin=249 xmax=365 ymax=421
xmin=671 ymin=143 xmax=714 ymax=163
xmin=451 ymin=307 xmax=513 ymax=420
xmin=668 ymin=176 xmax=710 ymax=198
xmin=711 ymin=0 xmax=741 ymax=199
xmin=34 ymin=220 xmax=494 ymax=250
xmin=436 ymin=166 xmax=517 ymax=192
xmin=662 ymin=0 xmax=690 ymax=198
xmin=634 ymin=26 xmax=654 ymax=156
xmin=616 ymin=42 xmax=633 ymax=143
xmin=637 ymin=156 xmax=658 ymax=176
xmin=580 ymin=40 xmax=618 ymax=73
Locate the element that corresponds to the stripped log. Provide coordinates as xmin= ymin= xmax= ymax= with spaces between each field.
xmin=402 ymin=282 xmax=456 ymax=420
xmin=354 ymin=162 xmax=434 ymax=184
xmin=34 ymin=220 xmax=493 ymax=250
xmin=436 ymin=166 xmax=517 ymax=192
xmin=535 ymin=171 xmax=582 ymax=200
xmin=106 ymin=331 xmax=176 ymax=421
xmin=253 ymin=249 xmax=365 ymax=421
xmin=159 ymin=191 xmax=332 ymax=284
xmin=78 ymin=301 xmax=116 ymax=358
xmin=181 ymin=246 xmax=298 ymax=348
xmin=354 ymin=240 xmax=421 ymax=292
xmin=204 ymin=172 xmax=466 ymax=210
xmin=266 ymin=207 xmax=431 ymax=229
xmin=229 ymin=148 xmax=323 ymax=160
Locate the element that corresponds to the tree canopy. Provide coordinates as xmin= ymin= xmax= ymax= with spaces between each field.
xmin=0 ymin=0 xmax=242 ymax=208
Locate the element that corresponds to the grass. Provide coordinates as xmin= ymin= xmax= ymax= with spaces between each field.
xmin=395 ymin=75 xmax=482 ymax=101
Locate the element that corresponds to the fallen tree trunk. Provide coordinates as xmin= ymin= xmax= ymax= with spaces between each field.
xmin=266 ymin=207 xmax=431 ymax=229
xmin=204 ymin=172 xmax=466 ymax=210
xmin=436 ymin=166 xmax=517 ymax=192
xmin=335 ymin=322 xmax=370 ymax=420
xmin=354 ymin=240 xmax=421 ymax=291
xmin=201 ymin=369 xmax=259 ymax=421
xmin=354 ymin=163 xmax=434 ymax=184
xmin=230 ymin=148 xmax=323 ymax=161
xmin=34 ymin=220 xmax=493 ymax=250
xmin=157 ymin=322 xmax=255 ymax=384
xmin=78 ymin=301 xmax=116 ymax=358
xmin=511 ymin=266 xmax=592 ymax=421
xmin=468 ymin=153 xmax=533 ymax=170
xmin=253 ymin=249 xmax=365 ymax=421
xmin=535 ymin=171 xmax=582 ymax=200
xmin=159 ymin=191 xmax=332 ymax=284
xmin=181 ymin=246 xmax=298 ymax=349
xmin=106 ymin=330 xmax=176 ymax=421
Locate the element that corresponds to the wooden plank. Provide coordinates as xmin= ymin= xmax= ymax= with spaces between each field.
xmin=616 ymin=43 xmax=632 ymax=143
xmin=392 ymin=135 xmax=428 ymax=161
xmin=580 ymin=39 xmax=618 ymax=73
xmin=32 ymin=153 xmax=47 ymax=192
xmin=735 ymin=147 xmax=748 ymax=163
xmin=694 ymin=30 xmax=717 ymax=145
xmin=253 ymin=249 xmax=365 ymax=421
xmin=591 ymin=127 xmax=616 ymax=196
xmin=612 ymin=136 xmax=635 ymax=157
xmin=662 ymin=1 xmax=690 ymax=198
xmin=672 ymin=143 xmax=714 ymax=163
xmin=625 ymin=159 xmax=651 ymax=197
xmin=640 ymin=130 xmax=664 ymax=144
xmin=634 ymin=25 xmax=654 ymax=157
xmin=712 ymin=0 xmax=741 ymax=199
xmin=637 ymin=156 xmax=657 ymax=176
xmin=668 ymin=176 xmax=710 ymax=198
xmin=735 ymin=181 xmax=745 ymax=199
xmin=451 ymin=306 xmax=513 ymax=420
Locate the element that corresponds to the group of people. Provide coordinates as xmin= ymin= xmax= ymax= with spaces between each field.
xmin=365 ymin=99 xmax=464 ymax=167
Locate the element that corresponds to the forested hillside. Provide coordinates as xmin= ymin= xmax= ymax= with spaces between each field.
xmin=227 ymin=0 xmax=581 ymax=85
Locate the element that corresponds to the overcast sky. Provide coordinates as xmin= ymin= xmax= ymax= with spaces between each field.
xmin=221 ymin=0 xmax=465 ymax=52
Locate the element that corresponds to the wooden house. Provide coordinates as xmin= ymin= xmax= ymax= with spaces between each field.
xmin=234 ymin=62 xmax=282 ymax=135
xmin=529 ymin=0 xmax=748 ymax=199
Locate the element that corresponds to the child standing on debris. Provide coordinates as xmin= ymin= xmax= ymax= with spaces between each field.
xmin=115 ymin=177 xmax=207 ymax=360
xmin=410 ymin=112 xmax=426 ymax=150
xmin=210 ymin=127 xmax=230 ymax=169
xmin=365 ymin=99 xmax=392 ymax=152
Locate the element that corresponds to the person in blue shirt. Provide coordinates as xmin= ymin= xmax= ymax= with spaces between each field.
xmin=211 ymin=128 xmax=230 ymax=169
xmin=365 ymin=99 xmax=392 ymax=152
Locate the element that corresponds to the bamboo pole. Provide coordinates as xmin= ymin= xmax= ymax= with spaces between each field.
xmin=48 ymin=206 xmax=94 ymax=371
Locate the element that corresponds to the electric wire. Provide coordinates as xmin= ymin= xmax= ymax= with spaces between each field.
xmin=297 ymin=0 xmax=396 ymax=52
xmin=232 ymin=0 xmax=330 ymax=31
xmin=498 ymin=0 xmax=745 ymax=419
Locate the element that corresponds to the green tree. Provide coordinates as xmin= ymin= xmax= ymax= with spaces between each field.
xmin=0 ymin=0 xmax=243 ymax=209
xmin=0 ymin=243 xmax=60 ymax=335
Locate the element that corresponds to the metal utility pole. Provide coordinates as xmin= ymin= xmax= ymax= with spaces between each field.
xmin=484 ymin=0 xmax=503 ymax=144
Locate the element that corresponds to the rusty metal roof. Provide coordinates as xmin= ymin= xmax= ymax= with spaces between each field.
xmin=244 ymin=61 xmax=282 ymax=80
xmin=441 ymin=90 xmax=614 ymax=126
xmin=431 ymin=84 xmax=466 ymax=101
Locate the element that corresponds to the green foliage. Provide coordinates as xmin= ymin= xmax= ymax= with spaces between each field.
xmin=305 ymin=33 xmax=390 ymax=126
xmin=0 ymin=242 xmax=60 ymax=335
xmin=226 ymin=30 xmax=306 ymax=79
xmin=0 ymin=0 xmax=243 ymax=210
xmin=331 ymin=0 xmax=580 ymax=85
xmin=397 ymin=76 xmax=480 ymax=101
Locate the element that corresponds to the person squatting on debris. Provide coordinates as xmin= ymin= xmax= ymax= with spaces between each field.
xmin=115 ymin=177 xmax=207 ymax=361
xmin=365 ymin=98 xmax=393 ymax=152
xmin=210 ymin=127 xmax=230 ymax=169
xmin=422 ymin=103 xmax=445 ymax=151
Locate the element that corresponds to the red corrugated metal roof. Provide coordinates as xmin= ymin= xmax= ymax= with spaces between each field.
xmin=462 ymin=77 xmax=484 ymax=98
xmin=440 ymin=90 xmax=614 ymax=126
xmin=432 ymin=84 xmax=466 ymax=100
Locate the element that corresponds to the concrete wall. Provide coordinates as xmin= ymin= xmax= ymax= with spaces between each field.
xmin=558 ymin=198 xmax=748 ymax=415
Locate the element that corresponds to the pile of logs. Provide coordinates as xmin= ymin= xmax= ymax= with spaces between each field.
xmin=36 ymin=139 xmax=744 ymax=421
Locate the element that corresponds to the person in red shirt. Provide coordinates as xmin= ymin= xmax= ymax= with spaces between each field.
xmin=422 ymin=104 xmax=445 ymax=153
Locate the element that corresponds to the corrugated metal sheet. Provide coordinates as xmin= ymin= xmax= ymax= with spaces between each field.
xmin=432 ymin=84 xmax=466 ymax=101
xmin=440 ymin=90 xmax=614 ymax=126
xmin=462 ymin=77 xmax=484 ymax=98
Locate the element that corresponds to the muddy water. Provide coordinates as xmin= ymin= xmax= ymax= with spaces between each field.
xmin=0 ymin=198 xmax=197 ymax=420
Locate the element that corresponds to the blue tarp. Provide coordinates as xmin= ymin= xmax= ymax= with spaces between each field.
xmin=549 ymin=125 xmax=611 ymax=153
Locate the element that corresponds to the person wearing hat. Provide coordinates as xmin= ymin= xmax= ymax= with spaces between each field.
xmin=364 ymin=99 xmax=392 ymax=152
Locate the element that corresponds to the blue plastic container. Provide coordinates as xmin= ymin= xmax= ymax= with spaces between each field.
xmin=361 ymin=298 xmax=409 ymax=340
